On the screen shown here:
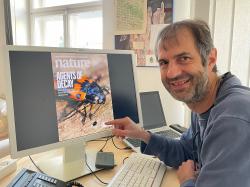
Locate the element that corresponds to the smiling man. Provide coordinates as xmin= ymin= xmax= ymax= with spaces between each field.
xmin=106 ymin=20 xmax=250 ymax=187
xmin=156 ymin=21 xmax=222 ymax=116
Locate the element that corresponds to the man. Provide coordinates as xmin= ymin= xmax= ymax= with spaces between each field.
xmin=106 ymin=20 xmax=250 ymax=187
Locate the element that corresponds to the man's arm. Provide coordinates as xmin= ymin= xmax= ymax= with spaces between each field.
xmin=141 ymin=128 xmax=194 ymax=167
xmin=177 ymin=160 xmax=196 ymax=187
xmin=106 ymin=117 xmax=194 ymax=167
xmin=105 ymin=117 xmax=151 ymax=142
xmin=196 ymin=117 xmax=250 ymax=187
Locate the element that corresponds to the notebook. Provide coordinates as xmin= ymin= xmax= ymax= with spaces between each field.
xmin=123 ymin=91 xmax=182 ymax=152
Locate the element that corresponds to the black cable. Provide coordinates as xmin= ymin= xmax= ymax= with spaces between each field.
xmin=111 ymin=137 xmax=131 ymax=150
xmin=29 ymin=155 xmax=85 ymax=187
xmin=99 ymin=136 xmax=113 ymax=152
xmin=85 ymin=154 xmax=109 ymax=185
xmin=28 ymin=155 xmax=45 ymax=174
xmin=88 ymin=138 xmax=111 ymax=142
xmin=66 ymin=181 xmax=84 ymax=187
xmin=29 ymin=136 xmax=123 ymax=186
xmin=122 ymin=156 xmax=129 ymax=164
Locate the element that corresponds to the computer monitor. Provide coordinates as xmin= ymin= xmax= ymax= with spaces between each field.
xmin=4 ymin=45 xmax=142 ymax=181
xmin=140 ymin=91 xmax=167 ymax=130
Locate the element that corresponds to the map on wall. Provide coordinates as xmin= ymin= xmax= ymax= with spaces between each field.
xmin=115 ymin=0 xmax=173 ymax=67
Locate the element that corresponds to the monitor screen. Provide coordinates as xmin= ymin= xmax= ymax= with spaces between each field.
xmin=4 ymin=46 xmax=142 ymax=180
xmin=140 ymin=91 xmax=167 ymax=130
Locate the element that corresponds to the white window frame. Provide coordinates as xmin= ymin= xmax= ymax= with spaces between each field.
xmin=29 ymin=0 xmax=103 ymax=47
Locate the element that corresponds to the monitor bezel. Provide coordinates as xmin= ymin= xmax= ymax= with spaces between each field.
xmin=4 ymin=45 xmax=143 ymax=158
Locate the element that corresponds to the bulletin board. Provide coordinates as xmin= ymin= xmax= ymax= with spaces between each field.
xmin=115 ymin=0 xmax=173 ymax=67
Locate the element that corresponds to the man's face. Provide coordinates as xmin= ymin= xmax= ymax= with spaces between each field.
xmin=157 ymin=28 xmax=211 ymax=104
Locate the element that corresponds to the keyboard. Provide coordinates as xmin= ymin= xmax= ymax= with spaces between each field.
xmin=108 ymin=153 xmax=166 ymax=187
xmin=155 ymin=129 xmax=180 ymax=139
xmin=126 ymin=129 xmax=180 ymax=149
xmin=126 ymin=138 xmax=141 ymax=147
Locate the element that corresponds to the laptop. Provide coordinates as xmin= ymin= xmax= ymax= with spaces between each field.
xmin=123 ymin=91 xmax=182 ymax=152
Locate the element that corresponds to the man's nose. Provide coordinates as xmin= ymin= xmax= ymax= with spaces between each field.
xmin=164 ymin=61 xmax=182 ymax=79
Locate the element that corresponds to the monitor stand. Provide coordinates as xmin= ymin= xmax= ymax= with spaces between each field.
xmin=36 ymin=141 xmax=102 ymax=181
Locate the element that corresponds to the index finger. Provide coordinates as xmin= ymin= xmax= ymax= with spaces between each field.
xmin=105 ymin=117 xmax=130 ymax=127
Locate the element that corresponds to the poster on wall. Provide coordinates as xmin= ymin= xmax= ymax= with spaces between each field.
xmin=115 ymin=0 xmax=173 ymax=67
xmin=114 ymin=0 xmax=147 ymax=35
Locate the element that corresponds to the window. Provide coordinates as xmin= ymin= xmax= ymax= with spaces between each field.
xmin=69 ymin=10 xmax=102 ymax=49
xmin=32 ymin=0 xmax=95 ymax=8
xmin=11 ymin=0 xmax=103 ymax=49
xmin=33 ymin=14 xmax=64 ymax=47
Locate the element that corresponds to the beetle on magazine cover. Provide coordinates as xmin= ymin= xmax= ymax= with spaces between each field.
xmin=57 ymin=75 xmax=110 ymax=125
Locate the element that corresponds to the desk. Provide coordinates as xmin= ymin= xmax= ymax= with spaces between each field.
xmin=0 ymin=137 xmax=179 ymax=187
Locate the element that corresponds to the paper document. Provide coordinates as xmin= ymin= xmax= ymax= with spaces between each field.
xmin=115 ymin=0 xmax=147 ymax=35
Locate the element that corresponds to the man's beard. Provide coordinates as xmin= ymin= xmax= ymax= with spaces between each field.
xmin=163 ymin=70 xmax=209 ymax=104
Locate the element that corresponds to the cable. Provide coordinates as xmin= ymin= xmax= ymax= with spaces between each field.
xmin=29 ymin=155 xmax=45 ymax=174
xmin=85 ymin=154 xmax=109 ymax=185
xmin=97 ymin=136 xmax=131 ymax=152
xmin=122 ymin=156 xmax=129 ymax=164
xmin=30 ymin=155 xmax=85 ymax=187
xmin=29 ymin=136 xmax=124 ymax=186
xmin=89 ymin=137 xmax=112 ymax=142
xmin=111 ymin=137 xmax=131 ymax=150
xmin=88 ymin=139 xmax=109 ymax=142
xmin=99 ymin=136 xmax=113 ymax=152
xmin=66 ymin=181 xmax=84 ymax=187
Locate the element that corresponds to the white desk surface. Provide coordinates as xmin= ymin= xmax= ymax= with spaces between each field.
xmin=0 ymin=137 xmax=179 ymax=187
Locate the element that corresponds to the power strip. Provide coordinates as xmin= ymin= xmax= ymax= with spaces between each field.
xmin=0 ymin=159 xmax=17 ymax=180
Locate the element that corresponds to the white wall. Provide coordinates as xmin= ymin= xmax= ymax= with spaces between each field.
xmin=194 ymin=0 xmax=250 ymax=87
xmin=185 ymin=0 xmax=250 ymax=128
xmin=103 ymin=0 xmax=192 ymax=126
xmin=173 ymin=0 xmax=191 ymax=22
xmin=0 ymin=0 xmax=6 ymax=98
xmin=192 ymin=0 xmax=210 ymax=22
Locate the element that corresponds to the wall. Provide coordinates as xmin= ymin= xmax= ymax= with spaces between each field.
xmin=0 ymin=0 xmax=6 ymax=98
xmin=212 ymin=0 xmax=250 ymax=86
xmin=193 ymin=0 xmax=250 ymax=87
xmin=192 ymin=0 xmax=210 ymax=23
xmin=103 ymin=0 xmax=192 ymax=126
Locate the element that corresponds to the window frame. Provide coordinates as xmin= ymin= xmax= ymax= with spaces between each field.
xmin=29 ymin=0 xmax=103 ymax=47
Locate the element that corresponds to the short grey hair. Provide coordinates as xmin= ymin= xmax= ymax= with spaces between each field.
xmin=155 ymin=19 xmax=217 ymax=72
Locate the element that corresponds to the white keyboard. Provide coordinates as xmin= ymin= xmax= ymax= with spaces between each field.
xmin=108 ymin=153 xmax=167 ymax=187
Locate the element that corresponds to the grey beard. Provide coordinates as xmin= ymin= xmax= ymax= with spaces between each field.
xmin=185 ymin=73 xmax=209 ymax=104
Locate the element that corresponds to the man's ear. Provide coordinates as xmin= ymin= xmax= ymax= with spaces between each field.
xmin=208 ymin=48 xmax=217 ymax=71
